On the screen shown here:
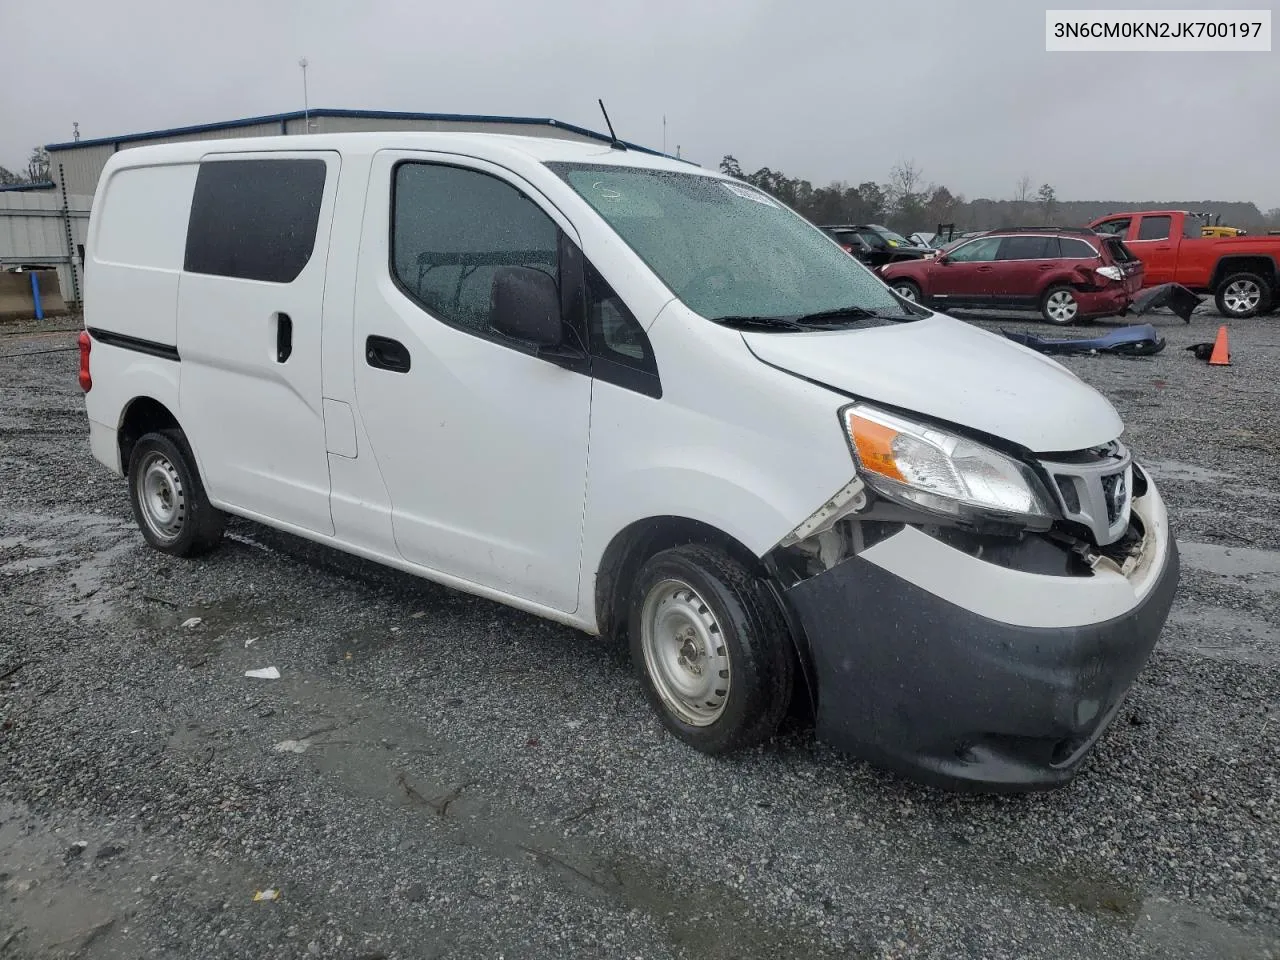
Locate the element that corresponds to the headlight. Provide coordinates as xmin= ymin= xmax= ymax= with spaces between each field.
xmin=841 ymin=404 xmax=1056 ymax=528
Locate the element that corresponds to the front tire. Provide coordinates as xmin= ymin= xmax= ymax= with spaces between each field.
xmin=127 ymin=430 xmax=225 ymax=557
xmin=1041 ymin=286 xmax=1080 ymax=325
xmin=1215 ymin=272 xmax=1271 ymax=318
xmin=891 ymin=280 xmax=923 ymax=305
xmin=629 ymin=544 xmax=793 ymax=755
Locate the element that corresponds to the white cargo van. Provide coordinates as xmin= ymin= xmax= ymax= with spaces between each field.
xmin=78 ymin=132 xmax=1178 ymax=791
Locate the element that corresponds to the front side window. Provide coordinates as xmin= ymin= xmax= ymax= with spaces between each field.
xmin=869 ymin=225 xmax=913 ymax=247
xmin=392 ymin=163 xmax=558 ymax=334
xmin=1137 ymin=215 xmax=1172 ymax=241
xmin=856 ymin=228 xmax=888 ymax=250
xmin=1094 ymin=218 xmax=1131 ymax=237
xmin=548 ymin=164 xmax=910 ymax=322
xmin=945 ymin=236 xmax=1002 ymax=263
xmin=184 ymin=158 xmax=326 ymax=282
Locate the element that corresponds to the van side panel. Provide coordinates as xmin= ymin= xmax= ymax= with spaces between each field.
xmin=83 ymin=161 xmax=197 ymax=471
xmin=316 ymin=153 xmax=399 ymax=556
xmin=576 ymin=302 xmax=857 ymax=626
xmin=176 ymin=152 xmax=341 ymax=537
xmin=87 ymin=163 xmax=198 ymax=350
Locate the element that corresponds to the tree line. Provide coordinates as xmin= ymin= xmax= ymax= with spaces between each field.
xmin=719 ymin=155 xmax=1280 ymax=234
xmin=0 ymin=148 xmax=52 ymax=186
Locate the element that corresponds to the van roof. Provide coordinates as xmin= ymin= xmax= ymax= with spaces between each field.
xmin=95 ymin=130 xmax=706 ymax=175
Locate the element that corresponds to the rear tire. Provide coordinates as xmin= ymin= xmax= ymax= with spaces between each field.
xmin=127 ymin=430 xmax=225 ymax=557
xmin=1214 ymin=272 xmax=1271 ymax=318
xmin=629 ymin=544 xmax=793 ymax=755
xmin=1041 ymin=286 xmax=1080 ymax=325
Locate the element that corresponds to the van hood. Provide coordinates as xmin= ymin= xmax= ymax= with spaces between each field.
xmin=742 ymin=314 xmax=1123 ymax=453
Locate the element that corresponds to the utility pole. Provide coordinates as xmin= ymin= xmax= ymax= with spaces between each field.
xmin=662 ymin=115 xmax=667 ymax=154
xmin=72 ymin=122 xmax=80 ymax=142
xmin=299 ymin=58 xmax=311 ymax=131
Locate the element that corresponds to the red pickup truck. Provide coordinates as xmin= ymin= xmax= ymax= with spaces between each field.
xmin=1088 ymin=210 xmax=1280 ymax=318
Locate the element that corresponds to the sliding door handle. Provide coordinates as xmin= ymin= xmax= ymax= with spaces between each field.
xmin=276 ymin=313 xmax=293 ymax=363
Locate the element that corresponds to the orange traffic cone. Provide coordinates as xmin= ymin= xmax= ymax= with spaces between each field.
xmin=1209 ymin=325 xmax=1231 ymax=365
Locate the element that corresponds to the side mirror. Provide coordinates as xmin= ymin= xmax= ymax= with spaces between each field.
xmin=491 ymin=266 xmax=563 ymax=347
xmin=935 ymin=255 xmax=951 ymax=265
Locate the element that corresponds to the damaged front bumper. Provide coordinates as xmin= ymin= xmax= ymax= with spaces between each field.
xmin=777 ymin=472 xmax=1179 ymax=792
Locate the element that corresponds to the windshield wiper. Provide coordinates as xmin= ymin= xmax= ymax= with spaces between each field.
xmin=707 ymin=315 xmax=812 ymax=332
xmin=792 ymin=305 xmax=920 ymax=324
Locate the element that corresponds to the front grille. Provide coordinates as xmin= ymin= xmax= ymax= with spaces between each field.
xmin=1038 ymin=443 xmax=1134 ymax=547
xmin=1101 ymin=471 xmax=1126 ymax=524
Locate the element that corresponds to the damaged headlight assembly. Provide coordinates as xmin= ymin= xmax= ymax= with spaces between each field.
xmin=840 ymin=404 xmax=1057 ymax=532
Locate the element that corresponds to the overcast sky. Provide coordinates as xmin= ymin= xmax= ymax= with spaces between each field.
xmin=1 ymin=0 xmax=1276 ymax=207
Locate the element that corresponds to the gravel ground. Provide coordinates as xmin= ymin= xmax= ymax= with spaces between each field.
xmin=1 ymin=305 xmax=1277 ymax=960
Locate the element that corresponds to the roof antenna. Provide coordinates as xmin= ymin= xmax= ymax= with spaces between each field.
xmin=597 ymin=99 xmax=626 ymax=151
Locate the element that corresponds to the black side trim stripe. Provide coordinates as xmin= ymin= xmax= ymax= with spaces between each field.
xmin=86 ymin=328 xmax=180 ymax=362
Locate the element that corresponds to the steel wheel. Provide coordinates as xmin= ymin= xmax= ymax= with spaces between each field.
xmin=1043 ymin=289 xmax=1079 ymax=325
xmin=1222 ymin=278 xmax=1261 ymax=315
xmin=136 ymin=450 xmax=186 ymax=544
xmin=639 ymin=578 xmax=731 ymax=727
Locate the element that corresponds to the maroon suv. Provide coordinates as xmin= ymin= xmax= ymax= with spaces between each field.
xmin=877 ymin=228 xmax=1144 ymax=325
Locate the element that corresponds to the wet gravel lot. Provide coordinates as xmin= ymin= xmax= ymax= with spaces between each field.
xmin=1 ymin=307 xmax=1278 ymax=959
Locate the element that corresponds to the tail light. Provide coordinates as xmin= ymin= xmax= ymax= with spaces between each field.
xmin=841 ymin=244 xmax=854 ymax=254
xmin=78 ymin=330 xmax=92 ymax=392
xmin=1096 ymin=265 xmax=1124 ymax=282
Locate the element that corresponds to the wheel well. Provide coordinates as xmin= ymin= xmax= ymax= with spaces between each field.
xmin=594 ymin=517 xmax=762 ymax=644
xmin=118 ymin=397 xmax=180 ymax=471
xmin=1211 ymin=256 xmax=1278 ymax=290
xmin=595 ymin=517 xmax=818 ymax=717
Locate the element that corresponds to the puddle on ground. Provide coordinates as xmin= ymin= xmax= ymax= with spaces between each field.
xmin=1177 ymin=541 xmax=1280 ymax=593
xmin=1145 ymin=460 xmax=1239 ymax=485
xmin=1146 ymin=460 xmax=1280 ymax=502
xmin=0 ymin=554 xmax=65 ymax=575
xmin=1132 ymin=897 xmax=1280 ymax=960
xmin=1167 ymin=606 xmax=1280 ymax=664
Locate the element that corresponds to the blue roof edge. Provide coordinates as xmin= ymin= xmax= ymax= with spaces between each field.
xmin=44 ymin=108 xmax=686 ymax=162
xmin=0 ymin=180 xmax=56 ymax=192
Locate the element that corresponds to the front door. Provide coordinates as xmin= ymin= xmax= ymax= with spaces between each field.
xmin=1129 ymin=214 xmax=1177 ymax=285
xmin=177 ymin=152 xmax=339 ymax=535
xmin=930 ymin=234 xmax=1003 ymax=305
xmin=352 ymin=153 xmax=591 ymax=613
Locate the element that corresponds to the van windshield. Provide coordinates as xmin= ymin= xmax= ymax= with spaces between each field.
xmin=548 ymin=163 xmax=912 ymax=323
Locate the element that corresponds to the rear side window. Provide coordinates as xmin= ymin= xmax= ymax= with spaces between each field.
xmin=1060 ymin=237 xmax=1098 ymax=259
xmin=1183 ymin=217 xmax=1202 ymax=239
xmin=1137 ymin=216 xmax=1171 ymax=241
xmin=96 ymin=164 xmax=199 ymax=269
xmin=392 ymin=163 xmax=558 ymax=335
xmin=184 ymin=159 xmax=327 ymax=283
xmin=996 ymin=235 xmax=1060 ymax=260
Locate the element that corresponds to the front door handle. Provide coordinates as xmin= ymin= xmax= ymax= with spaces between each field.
xmin=276 ymin=313 xmax=293 ymax=363
xmin=365 ymin=335 xmax=411 ymax=373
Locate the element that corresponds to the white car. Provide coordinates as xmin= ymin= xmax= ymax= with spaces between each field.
xmin=77 ymin=132 xmax=1179 ymax=791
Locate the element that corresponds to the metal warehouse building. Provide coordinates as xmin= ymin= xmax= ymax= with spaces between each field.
xmin=25 ymin=108 xmax=665 ymax=308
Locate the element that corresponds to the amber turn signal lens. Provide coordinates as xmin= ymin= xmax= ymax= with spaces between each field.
xmin=845 ymin=413 xmax=905 ymax=482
